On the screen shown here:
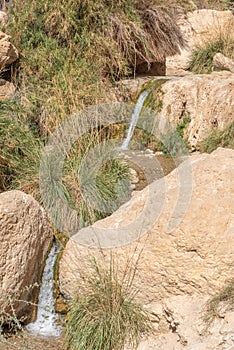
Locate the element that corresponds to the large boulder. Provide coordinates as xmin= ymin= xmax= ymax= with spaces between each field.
xmin=0 ymin=30 xmax=18 ymax=70
xmin=166 ymin=9 xmax=234 ymax=75
xmin=0 ymin=190 xmax=53 ymax=323
xmin=60 ymin=147 xmax=234 ymax=349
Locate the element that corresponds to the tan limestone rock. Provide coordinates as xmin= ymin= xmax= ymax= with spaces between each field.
xmin=60 ymin=147 xmax=234 ymax=348
xmin=60 ymin=147 xmax=234 ymax=300
xmin=0 ymin=30 xmax=18 ymax=70
xmin=126 ymin=295 xmax=234 ymax=349
xmin=166 ymin=10 xmax=234 ymax=75
xmin=0 ymin=190 xmax=53 ymax=323
xmin=213 ymin=52 xmax=234 ymax=73
xmin=160 ymin=71 xmax=234 ymax=148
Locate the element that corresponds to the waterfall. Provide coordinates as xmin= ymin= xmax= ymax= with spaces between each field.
xmin=121 ymin=89 xmax=150 ymax=150
xmin=26 ymin=242 xmax=61 ymax=337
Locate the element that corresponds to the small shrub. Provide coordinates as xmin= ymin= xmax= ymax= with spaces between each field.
xmin=0 ymin=286 xmax=39 ymax=348
xmin=66 ymin=258 xmax=151 ymax=350
xmin=200 ymin=122 xmax=234 ymax=153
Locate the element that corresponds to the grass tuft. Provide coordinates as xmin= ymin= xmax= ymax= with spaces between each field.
xmin=189 ymin=18 xmax=234 ymax=74
xmin=66 ymin=257 xmax=151 ymax=350
xmin=0 ymin=99 xmax=41 ymax=195
xmin=204 ymin=278 xmax=234 ymax=326
xmin=200 ymin=121 xmax=234 ymax=153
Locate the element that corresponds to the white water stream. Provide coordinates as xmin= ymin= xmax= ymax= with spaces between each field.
xmin=121 ymin=89 xmax=150 ymax=150
xmin=26 ymin=242 xmax=61 ymax=337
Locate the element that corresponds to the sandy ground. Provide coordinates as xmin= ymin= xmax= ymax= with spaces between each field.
xmin=0 ymin=333 xmax=65 ymax=350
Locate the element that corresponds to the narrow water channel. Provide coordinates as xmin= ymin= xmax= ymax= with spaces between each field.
xmin=26 ymin=242 xmax=61 ymax=337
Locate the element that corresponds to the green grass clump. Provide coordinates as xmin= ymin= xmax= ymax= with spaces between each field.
xmin=189 ymin=29 xmax=234 ymax=74
xmin=204 ymin=278 xmax=234 ymax=326
xmin=61 ymin=137 xmax=131 ymax=228
xmin=0 ymin=98 xmax=131 ymax=229
xmin=0 ymin=99 xmax=41 ymax=195
xmin=189 ymin=39 xmax=234 ymax=74
xmin=66 ymin=258 xmax=151 ymax=350
xmin=200 ymin=121 xmax=234 ymax=153
xmin=176 ymin=114 xmax=191 ymax=139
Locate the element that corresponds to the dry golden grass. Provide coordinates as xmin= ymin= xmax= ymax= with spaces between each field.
xmin=108 ymin=4 xmax=185 ymax=67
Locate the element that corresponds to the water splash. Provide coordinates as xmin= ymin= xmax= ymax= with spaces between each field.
xmin=26 ymin=242 xmax=61 ymax=337
xmin=121 ymin=89 xmax=150 ymax=150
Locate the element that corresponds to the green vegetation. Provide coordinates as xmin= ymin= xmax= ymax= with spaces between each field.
xmin=0 ymin=99 xmax=41 ymax=195
xmin=0 ymin=100 xmax=130 ymax=229
xmin=66 ymin=258 xmax=151 ymax=350
xmin=0 ymin=0 xmax=233 ymax=346
xmin=4 ymin=0 xmax=184 ymax=135
xmin=134 ymin=82 xmax=191 ymax=155
xmin=142 ymin=79 xmax=166 ymax=113
xmin=200 ymin=121 xmax=234 ymax=153
xmin=189 ymin=38 xmax=234 ymax=74
xmin=126 ymin=79 xmax=166 ymax=151
xmin=140 ymin=0 xmax=233 ymax=11
xmin=189 ymin=18 xmax=234 ymax=74
xmin=0 ymin=0 xmax=187 ymax=228
xmin=204 ymin=278 xmax=234 ymax=326
xmin=176 ymin=114 xmax=191 ymax=139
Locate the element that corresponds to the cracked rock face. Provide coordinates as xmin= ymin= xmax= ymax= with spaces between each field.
xmin=0 ymin=190 xmax=53 ymax=323
xmin=160 ymin=71 xmax=234 ymax=149
xmin=131 ymin=295 xmax=234 ymax=349
xmin=60 ymin=147 xmax=234 ymax=348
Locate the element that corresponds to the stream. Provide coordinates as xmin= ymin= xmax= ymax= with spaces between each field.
xmin=26 ymin=90 xmax=181 ymax=339
xmin=26 ymin=242 xmax=61 ymax=337
xmin=121 ymin=89 xmax=150 ymax=150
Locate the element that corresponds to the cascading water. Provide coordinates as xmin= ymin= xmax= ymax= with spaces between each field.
xmin=26 ymin=242 xmax=61 ymax=337
xmin=121 ymin=89 xmax=150 ymax=150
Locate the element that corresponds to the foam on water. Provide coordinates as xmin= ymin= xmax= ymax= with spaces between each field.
xmin=120 ymin=89 xmax=150 ymax=150
xmin=26 ymin=242 xmax=61 ymax=337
